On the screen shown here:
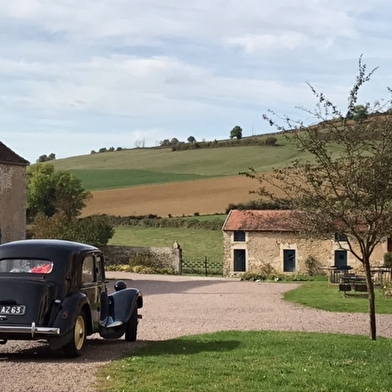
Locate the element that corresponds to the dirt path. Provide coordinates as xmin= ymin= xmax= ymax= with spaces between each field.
xmin=1 ymin=273 xmax=391 ymax=392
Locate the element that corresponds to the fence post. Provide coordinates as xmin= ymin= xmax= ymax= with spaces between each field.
xmin=204 ymin=256 xmax=208 ymax=276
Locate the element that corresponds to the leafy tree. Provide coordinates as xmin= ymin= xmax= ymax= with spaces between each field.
xmin=53 ymin=171 xmax=92 ymax=222
xmin=30 ymin=213 xmax=69 ymax=239
xmin=171 ymin=138 xmax=179 ymax=145
xmin=27 ymin=163 xmax=91 ymax=223
xmin=37 ymin=154 xmax=48 ymax=163
xmin=37 ymin=153 xmax=55 ymax=163
xmin=352 ymin=104 xmax=369 ymax=122
xmin=230 ymin=126 xmax=242 ymax=139
xmin=243 ymin=57 xmax=392 ymax=340
xmin=187 ymin=136 xmax=196 ymax=143
xmin=160 ymin=139 xmax=170 ymax=146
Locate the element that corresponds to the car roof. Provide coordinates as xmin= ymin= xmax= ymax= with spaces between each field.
xmin=0 ymin=239 xmax=100 ymax=260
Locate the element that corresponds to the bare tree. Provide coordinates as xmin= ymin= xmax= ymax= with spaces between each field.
xmin=242 ymin=57 xmax=392 ymax=340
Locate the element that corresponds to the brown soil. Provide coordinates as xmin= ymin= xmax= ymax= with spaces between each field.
xmin=82 ymin=176 xmax=260 ymax=217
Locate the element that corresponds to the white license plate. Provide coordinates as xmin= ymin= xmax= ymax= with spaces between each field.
xmin=0 ymin=305 xmax=26 ymax=315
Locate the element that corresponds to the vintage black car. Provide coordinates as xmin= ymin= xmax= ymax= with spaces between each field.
xmin=0 ymin=239 xmax=143 ymax=357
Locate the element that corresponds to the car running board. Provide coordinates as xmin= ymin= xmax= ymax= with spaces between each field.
xmin=99 ymin=317 xmax=123 ymax=328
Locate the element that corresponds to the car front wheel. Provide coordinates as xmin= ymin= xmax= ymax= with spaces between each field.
xmin=125 ymin=307 xmax=138 ymax=342
xmin=63 ymin=310 xmax=87 ymax=358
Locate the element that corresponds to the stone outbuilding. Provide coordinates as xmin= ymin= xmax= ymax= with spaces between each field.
xmin=222 ymin=210 xmax=390 ymax=277
xmin=0 ymin=142 xmax=29 ymax=243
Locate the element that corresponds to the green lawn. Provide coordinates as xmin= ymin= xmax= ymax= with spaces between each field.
xmin=109 ymin=226 xmax=224 ymax=262
xmin=284 ymin=280 xmax=392 ymax=314
xmin=96 ymin=330 xmax=392 ymax=392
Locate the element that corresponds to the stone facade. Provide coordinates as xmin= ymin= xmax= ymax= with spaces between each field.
xmin=223 ymin=230 xmax=388 ymax=277
xmin=222 ymin=210 xmax=388 ymax=277
xmin=100 ymin=245 xmax=182 ymax=273
xmin=0 ymin=143 xmax=29 ymax=243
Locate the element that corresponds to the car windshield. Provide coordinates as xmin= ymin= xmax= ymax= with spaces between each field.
xmin=0 ymin=259 xmax=54 ymax=274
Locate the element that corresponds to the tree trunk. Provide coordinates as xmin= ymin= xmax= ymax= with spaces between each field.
xmin=364 ymin=257 xmax=376 ymax=340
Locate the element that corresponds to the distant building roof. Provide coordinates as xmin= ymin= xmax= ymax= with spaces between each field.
xmin=0 ymin=142 xmax=29 ymax=166
xmin=222 ymin=210 xmax=300 ymax=232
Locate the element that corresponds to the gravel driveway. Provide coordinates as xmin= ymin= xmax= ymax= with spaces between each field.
xmin=1 ymin=272 xmax=392 ymax=392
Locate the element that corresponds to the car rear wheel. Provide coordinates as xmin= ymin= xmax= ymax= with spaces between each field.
xmin=125 ymin=307 xmax=137 ymax=342
xmin=63 ymin=310 xmax=87 ymax=358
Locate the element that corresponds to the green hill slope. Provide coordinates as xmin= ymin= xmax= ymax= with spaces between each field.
xmin=51 ymin=136 xmax=310 ymax=190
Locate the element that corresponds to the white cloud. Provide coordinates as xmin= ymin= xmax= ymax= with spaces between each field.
xmin=0 ymin=0 xmax=391 ymax=162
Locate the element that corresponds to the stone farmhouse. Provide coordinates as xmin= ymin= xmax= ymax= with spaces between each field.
xmin=222 ymin=210 xmax=391 ymax=277
xmin=0 ymin=142 xmax=29 ymax=243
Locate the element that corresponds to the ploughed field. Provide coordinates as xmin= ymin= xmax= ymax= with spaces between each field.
xmin=82 ymin=175 xmax=259 ymax=217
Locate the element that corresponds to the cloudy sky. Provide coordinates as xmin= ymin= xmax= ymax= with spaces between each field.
xmin=1 ymin=1 xmax=392 ymax=163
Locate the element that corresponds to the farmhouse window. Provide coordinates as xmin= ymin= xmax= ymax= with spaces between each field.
xmin=388 ymin=237 xmax=392 ymax=252
xmin=334 ymin=232 xmax=348 ymax=242
xmin=233 ymin=231 xmax=245 ymax=242
xmin=283 ymin=249 xmax=296 ymax=272
xmin=233 ymin=249 xmax=246 ymax=272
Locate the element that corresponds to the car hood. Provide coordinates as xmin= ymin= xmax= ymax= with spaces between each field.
xmin=0 ymin=278 xmax=58 ymax=326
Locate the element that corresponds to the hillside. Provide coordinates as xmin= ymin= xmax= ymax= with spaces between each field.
xmin=52 ymin=135 xmax=309 ymax=191
xmin=50 ymin=135 xmax=305 ymax=217
xmin=49 ymin=113 xmax=389 ymax=217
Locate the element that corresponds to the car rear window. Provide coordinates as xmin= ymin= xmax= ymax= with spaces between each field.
xmin=0 ymin=259 xmax=54 ymax=274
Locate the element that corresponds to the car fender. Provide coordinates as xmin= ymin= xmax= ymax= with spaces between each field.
xmin=53 ymin=292 xmax=91 ymax=336
xmin=47 ymin=293 xmax=90 ymax=350
xmin=109 ymin=288 xmax=142 ymax=323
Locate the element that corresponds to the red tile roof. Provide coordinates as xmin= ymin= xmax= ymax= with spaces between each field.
xmin=0 ymin=142 xmax=29 ymax=166
xmin=222 ymin=210 xmax=300 ymax=232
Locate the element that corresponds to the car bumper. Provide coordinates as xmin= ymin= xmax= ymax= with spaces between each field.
xmin=0 ymin=322 xmax=60 ymax=338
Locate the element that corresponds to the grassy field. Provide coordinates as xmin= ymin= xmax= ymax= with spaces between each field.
xmin=97 ymin=330 xmax=392 ymax=392
xmin=284 ymin=280 xmax=392 ymax=314
xmin=70 ymin=169 xmax=212 ymax=191
xmin=52 ymin=143 xmax=308 ymax=191
xmin=109 ymin=226 xmax=224 ymax=261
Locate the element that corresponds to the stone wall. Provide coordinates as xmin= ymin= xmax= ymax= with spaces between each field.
xmin=223 ymin=230 xmax=388 ymax=277
xmin=100 ymin=245 xmax=182 ymax=273
xmin=0 ymin=163 xmax=26 ymax=243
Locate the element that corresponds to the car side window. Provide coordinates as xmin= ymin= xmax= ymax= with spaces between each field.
xmin=82 ymin=255 xmax=95 ymax=284
xmin=95 ymin=254 xmax=104 ymax=282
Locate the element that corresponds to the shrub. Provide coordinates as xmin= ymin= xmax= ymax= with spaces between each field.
xmin=241 ymin=263 xmax=277 ymax=281
xmin=305 ymin=255 xmax=324 ymax=276
xmin=240 ymin=272 xmax=267 ymax=281
xmin=30 ymin=213 xmax=114 ymax=245
xmin=265 ymin=136 xmax=277 ymax=146
xmin=384 ymin=252 xmax=392 ymax=267
xmin=225 ymin=200 xmax=286 ymax=213
xmin=105 ymin=263 xmax=175 ymax=275
xmin=97 ymin=214 xmax=225 ymax=230
xmin=73 ymin=215 xmax=115 ymax=245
